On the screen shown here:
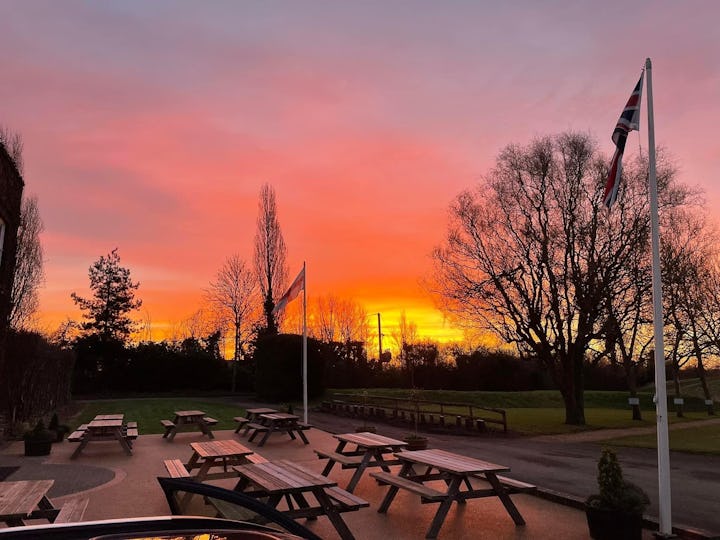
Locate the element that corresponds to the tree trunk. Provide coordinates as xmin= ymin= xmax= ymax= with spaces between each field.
xmin=560 ymin=354 xmax=586 ymax=425
xmin=672 ymin=364 xmax=684 ymax=418
xmin=627 ymin=365 xmax=642 ymax=421
xmin=696 ymin=355 xmax=715 ymax=415
xmin=232 ymin=322 xmax=240 ymax=393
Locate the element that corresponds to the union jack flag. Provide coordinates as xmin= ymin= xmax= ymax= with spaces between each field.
xmin=604 ymin=72 xmax=644 ymax=208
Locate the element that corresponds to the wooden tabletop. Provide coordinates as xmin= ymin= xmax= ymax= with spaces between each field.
xmin=175 ymin=410 xmax=205 ymax=417
xmin=88 ymin=418 xmax=123 ymax=429
xmin=234 ymin=460 xmax=335 ymax=493
xmin=0 ymin=480 xmax=54 ymax=518
xmin=246 ymin=407 xmax=277 ymax=415
xmin=394 ymin=448 xmax=510 ymax=474
xmin=190 ymin=439 xmax=253 ymax=459
xmin=260 ymin=412 xmax=299 ymax=422
xmin=335 ymin=432 xmax=408 ymax=448
xmin=94 ymin=414 xmax=124 ymax=421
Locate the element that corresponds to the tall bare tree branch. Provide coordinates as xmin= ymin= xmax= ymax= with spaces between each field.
xmin=253 ymin=183 xmax=287 ymax=334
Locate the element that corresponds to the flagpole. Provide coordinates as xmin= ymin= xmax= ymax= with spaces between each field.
xmin=302 ymin=261 xmax=308 ymax=424
xmin=646 ymin=57 xmax=672 ymax=537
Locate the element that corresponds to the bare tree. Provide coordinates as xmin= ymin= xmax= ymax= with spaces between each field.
xmin=391 ymin=311 xmax=418 ymax=386
xmin=0 ymin=126 xmax=23 ymax=174
xmin=174 ymin=309 xmax=221 ymax=342
xmin=661 ymin=209 xmax=714 ymax=416
xmin=48 ymin=318 xmax=79 ymax=348
xmin=311 ymin=294 xmax=369 ymax=345
xmin=206 ymin=255 xmax=258 ymax=364
xmin=432 ymin=132 xmax=650 ymax=425
xmin=696 ymin=255 xmax=720 ymax=414
xmin=313 ymin=294 xmax=339 ymax=342
xmin=336 ymin=298 xmax=369 ymax=345
xmin=9 ymin=195 xmax=44 ymax=330
xmin=137 ymin=309 xmax=153 ymax=342
xmin=596 ymin=153 xmax=684 ymax=420
xmin=253 ymin=183 xmax=287 ymax=335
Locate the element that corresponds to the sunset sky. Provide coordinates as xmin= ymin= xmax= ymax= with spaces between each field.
xmin=1 ymin=1 xmax=718 ymax=347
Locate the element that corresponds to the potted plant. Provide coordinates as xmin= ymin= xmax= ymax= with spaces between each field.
xmin=48 ymin=413 xmax=70 ymax=443
xmin=586 ymin=448 xmax=650 ymax=540
xmin=403 ymin=388 xmax=428 ymax=450
xmin=23 ymin=420 xmax=55 ymax=456
xmin=355 ymin=390 xmax=377 ymax=433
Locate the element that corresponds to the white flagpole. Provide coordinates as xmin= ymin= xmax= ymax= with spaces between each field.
xmin=646 ymin=57 xmax=672 ymax=536
xmin=302 ymin=261 xmax=308 ymax=424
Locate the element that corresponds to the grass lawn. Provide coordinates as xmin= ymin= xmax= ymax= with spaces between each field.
xmin=64 ymin=391 xmax=712 ymax=440
xmin=335 ymin=388 xmax=709 ymax=411
xmin=602 ymin=423 xmax=720 ymax=456
xmin=330 ymin=388 xmax=711 ymax=436
xmin=68 ymin=398 xmax=247 ymax=434
xmin=505 ymin=408 xmax=709 ymax=435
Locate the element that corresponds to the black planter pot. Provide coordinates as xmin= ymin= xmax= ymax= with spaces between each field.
xmin=586 ymin=506 xmax=643 ymax=540
xmin=24 ymin=439 xmax=52 ymax=456
xmin=404 ymin=436 xmax=428 ymax=451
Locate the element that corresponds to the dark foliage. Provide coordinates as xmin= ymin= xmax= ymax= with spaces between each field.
xmin=71 ymin=248 xmax=141 ymax=343
xmin=1 ymin=330 xmax=74 ymax=429
xmin=321 ymin=345 xmax=646 ymax=393
xmin=254 ymin=333 xmax=326 ymax=401
xmin=72 ymin=333 xmax=231 ymax=394
xmin=23 ymin=420 xmax=54 ymax=443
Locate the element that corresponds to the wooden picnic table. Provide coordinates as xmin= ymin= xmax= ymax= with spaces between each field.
xmin=248 ymin=412 xmax=309 ymax=447
xmin=237 ymin=407 xmax=278 ymax=437
xmin=316 ymin=432 xmax=408 ymax=493
xmin=162 ymin=410 xmax=216 ymax=441
xmin=70 ymin=414 xmax=133 ymax=459
xmin=233 ymin=459 xmax=368 ymax=540
xmin=0 ymin=480 xmax=57 ymax=526
xmin=185 ymin=439 xmax=255 ymax=482
xmin=371 ymin=448 xmax=527 ymax=539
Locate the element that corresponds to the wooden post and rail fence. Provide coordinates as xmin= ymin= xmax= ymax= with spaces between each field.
xmin=322 ymin=392 xmax=507 ymax=433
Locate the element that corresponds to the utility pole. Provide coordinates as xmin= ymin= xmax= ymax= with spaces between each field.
xmin=377 ymin=312 xmax=383 ymax=361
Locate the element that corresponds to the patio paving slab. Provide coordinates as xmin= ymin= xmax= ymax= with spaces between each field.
xmin=1 ymin=425 xmax=656 ymax=539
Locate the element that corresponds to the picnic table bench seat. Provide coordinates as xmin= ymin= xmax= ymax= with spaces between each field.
xmin=67 ymin=430 xmax=85 ymax=443
xmin=314 ymin=450 xmax=363 ymax=468
xmin=163 ymin=459 xmax=191 ymax=478
xmin=370 ymin=471 xmax=447 ymax=501
xmin=77 ymin=424 xmax=88 ymax=431
xmin=484 ymin=474 xmax=536 ymax=493
xmin=297 ymin=422 xmax=312 ymax=430
xmin=202 ymin=417 xmax=218 ymax=426
xmin=233 ymin=416 xmax=249 ymax=433
xmin=161 ymin=420 xmax=176 ymax=438
xmin=126 ymin=421 xmax=137 ymax=429
xmin=245 ymin=453 xmax=268 ymax=464
xmin=125 ymin=428 xmax=139 ymax=440
xmin=54 ymin=497 xmax=89 ymax=523
xmin=245 ymin=423 xmax=269 ymax=442
xmin=325 ymin=486 xmax=370 ymax=511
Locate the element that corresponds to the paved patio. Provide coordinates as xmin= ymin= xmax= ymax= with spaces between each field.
xmin=0 ymin=424 xmax=654 ymax=539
